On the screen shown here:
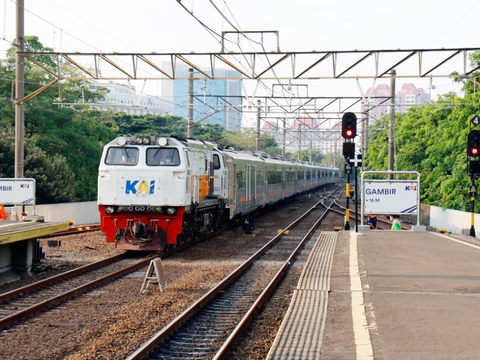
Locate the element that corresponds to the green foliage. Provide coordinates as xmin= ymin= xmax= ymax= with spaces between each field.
xmin=365 ymin=92 xmax=480 ymax=212
xmin=286 ymin=150 xmax=325 ymax=164
xmin=222 ymin=129 xmax=283 ymax=156
xmin=0 ymin=124 xmax=76 ymax=204
xmin=1 ymin=38 xmax=115 ymax=202
xmin=451 ymin=50 xmax=480 ymax=96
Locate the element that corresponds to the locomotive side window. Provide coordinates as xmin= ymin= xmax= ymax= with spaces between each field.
xmin=213 ymin=154 xmax=221 ymax=170
xmin=105 ymin=147 xmax=139 ymax=165
xmin=146 ymin=148 xmax=180 ymax=166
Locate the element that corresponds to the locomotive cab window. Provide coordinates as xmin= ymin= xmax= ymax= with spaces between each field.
xmin=147 ymin=148 xmax=180 ymax=166
xmin=105 ymin=147 xmax=139 ymax=165
xmin=213 ymin=154 xmax=221 ymax=170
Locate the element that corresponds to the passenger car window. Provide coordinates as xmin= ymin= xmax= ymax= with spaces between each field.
xmin=146 ymin=148 xmax=181 ymax=166
xmin=105 ymin=147 xmax=139 ymax=165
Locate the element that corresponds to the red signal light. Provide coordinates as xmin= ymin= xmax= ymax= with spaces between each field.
xmin=473 ymin=148 xmax=479 ymax=155
xmin=342 ymin=112 xmax=357 ymax=139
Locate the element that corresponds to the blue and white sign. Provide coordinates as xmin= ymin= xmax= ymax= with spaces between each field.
xmin=0 ymin=178 xmax=36 ymax=205
xmin=364 ymin=181 xmax=418 ymax=215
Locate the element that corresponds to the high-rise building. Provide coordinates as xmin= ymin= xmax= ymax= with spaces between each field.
xmin=172 ymin=66 xmax=243 ymax=131
xmin=362 ymin=83 xmax=431 ymax=124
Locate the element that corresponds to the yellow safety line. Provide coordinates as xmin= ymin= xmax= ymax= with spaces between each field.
xmin=0 ymin=223 xmax=69 ymax=245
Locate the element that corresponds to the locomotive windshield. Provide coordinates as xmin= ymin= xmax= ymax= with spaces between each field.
xmin=105 ymin=147 xmax=139 ymax=165
xmin=147 ymin=148 xmax=181 ymax=166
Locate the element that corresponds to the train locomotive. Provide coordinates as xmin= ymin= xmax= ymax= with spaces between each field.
xmin=98 ymin=135 xmax=339 ymax=251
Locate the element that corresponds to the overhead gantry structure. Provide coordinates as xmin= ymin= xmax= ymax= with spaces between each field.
xmin=13 ymin=47 xmax=480 ymax=166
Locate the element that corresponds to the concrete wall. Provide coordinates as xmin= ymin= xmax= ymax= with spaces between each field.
xmin=5 ymin=201 xmax=479 ymax=235
xmin=423 ymin=204 xmax=480 ymax=235
xmin=22 ymin=201 xmax=100 ymax=225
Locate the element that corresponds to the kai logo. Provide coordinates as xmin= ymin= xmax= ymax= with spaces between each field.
xmin=125 ymin=180 xmax=155 ymax=195
xmin=20 ymin=184 xmax=30 ymax=188
xmin=405 ymin=185 xmax=417 ymax=191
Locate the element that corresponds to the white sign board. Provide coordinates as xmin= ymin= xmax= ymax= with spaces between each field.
xmin=0 ymin=178 xmax=35 ymax=205
xmin=364 ymin=181 xmax=418 ymax=215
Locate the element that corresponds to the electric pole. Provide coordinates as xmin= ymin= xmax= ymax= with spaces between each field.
xmin=388 ymin=70 xmax=396 ymax=179
xmin=187 ymin=68 xmax=194 ymax=138
xmin=15 ymin=0 xmax=25 ymax=178
xmin=256 ymin=100 xmax=261 ymax=151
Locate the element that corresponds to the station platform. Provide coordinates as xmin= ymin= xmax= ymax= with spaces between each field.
xmin=0 ymin=221 xmax=70 ymax=285
xmin=0 ymin=221 xmax=69 ymax=245
xmin=267 ymin=229 xmax=480 ymax=360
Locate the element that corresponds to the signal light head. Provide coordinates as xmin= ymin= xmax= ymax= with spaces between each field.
xmin=342 ymin=112 xmax=357 ymax=139
xmin=468 ymin=130 xmax=480 ymax=157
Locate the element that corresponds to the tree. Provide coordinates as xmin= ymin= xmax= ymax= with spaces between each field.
xmin=2 ymin=37 xmax=115 ymax=201
xmin=451 ymin=51 xmax=480 ymax=97
xmin=0 ymin=124 xmax=76 ymax=204
xmin=364 ymin=92 xmax=480 ymax=212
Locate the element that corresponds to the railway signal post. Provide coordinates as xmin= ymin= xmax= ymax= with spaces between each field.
xmin=345 ymin=163 xmax=351 ymax=230
xmin=467 ymin=116 xmax=480 ymax=237
xmin=342 ymin=112 xmax=358 ymax=231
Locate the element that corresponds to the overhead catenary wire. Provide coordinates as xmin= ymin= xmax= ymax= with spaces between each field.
xmin=1 ymin=1 xmax=205 ymax=115
xmin=201 ymin=1 xmax=321 ymax=135
xmin=8 ymin=0 xmax=103 ymax=52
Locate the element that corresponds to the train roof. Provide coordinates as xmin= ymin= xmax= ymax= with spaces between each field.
xmin=105 ymin=136 xmax=338 ymax=171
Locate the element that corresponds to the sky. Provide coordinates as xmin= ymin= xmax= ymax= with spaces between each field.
xmin=1 ymin=0 xmax=480 ymax=127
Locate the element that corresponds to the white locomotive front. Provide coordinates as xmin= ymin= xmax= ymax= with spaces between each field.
xmin=98 ymin=135 xmax=226 ymax=250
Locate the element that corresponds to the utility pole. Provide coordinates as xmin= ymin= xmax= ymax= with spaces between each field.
xmin=282 ymin=117 xmax=286 ymax=157
xmin=256 ymin=100 xmax=261 ymax=151
xmin=187 ymin=68 xmax=194 ymax=138
xmin=298 ymin=124 xmax=302 ymax=160
xmin=363 ymin=115 xmax=369 ymax=154
xmin=15 ymin=0 xmax=25 ymax=178
xmin=388 ymin=70 xmax=396 ymax=179
xmin=309 ymin=132 xmax=312 ymax=162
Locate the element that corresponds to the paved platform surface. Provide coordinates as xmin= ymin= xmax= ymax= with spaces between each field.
xmin=268 ymin=229 xmax=480 ymax=359
xmin=0 ymin=221 xmax=69 ymax=245
xmin=322 ymin=230 xmax=480 ymax=360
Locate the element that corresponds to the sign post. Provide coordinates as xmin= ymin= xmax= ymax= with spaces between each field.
xmin=349 ymin=154 xmax=363 ymax=232
xmin=0 ymin=178 xmax=36 ymax=219
xmin=361 ymin=171 xmax=422 ymax=228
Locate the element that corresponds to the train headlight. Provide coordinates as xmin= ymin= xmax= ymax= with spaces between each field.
xmin=166 ymin=207 xmax=176 ymax=215
xmin=105 ymin=206 xmax=116 ymax=214
xmin=157 ymin=137 xmax=168 ymax=147
xmin=135 ymin=137 xmax=143 ymax=144
xmin=142 ymin=137 xmax=150 ymax=145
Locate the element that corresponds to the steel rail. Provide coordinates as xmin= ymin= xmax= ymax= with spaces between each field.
xmin=213 ymin=196 xmax=337 ymax=359
xmin=127 ymin=196 xmax=333 ymax=360
xmin=331 ymin=202 xmax=410 ymax=230
xmin=0 ymin=252 xmax=126 ymax=304
xmin=0 ymin=254 xmax=155 ymax=330
xmin=37 ymin=224 xmax=102 ymax=238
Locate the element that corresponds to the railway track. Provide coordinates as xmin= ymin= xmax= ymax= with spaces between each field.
xmin=331 ymin=201 xmax=411 ymax=230
xmin=126 ymin=189 xmax=342 ymax=360
xmin=0 ymin=252 xmax=156 ymax=330
xmin=0 ymin=195 xmax=303 ymax=332
xmin=38 ymin=224 xmax=102 ymax=238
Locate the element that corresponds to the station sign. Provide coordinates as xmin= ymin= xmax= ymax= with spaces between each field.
xmin=364 ymin=181 xmax=418 ymax=215
xmin=0 ymin=178 xmax=36 ymax=205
